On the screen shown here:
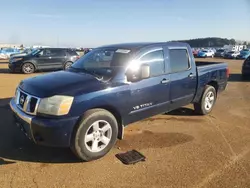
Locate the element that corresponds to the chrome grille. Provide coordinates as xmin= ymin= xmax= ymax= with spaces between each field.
xmin=15 ymin=88 xmax=40 ymax=115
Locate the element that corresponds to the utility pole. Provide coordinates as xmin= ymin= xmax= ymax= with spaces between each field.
xmin=56 ymin=35 xmax=59 ymax=47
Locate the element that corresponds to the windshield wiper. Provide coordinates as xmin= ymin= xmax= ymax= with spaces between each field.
xmin=70 ymin=67 xmax=103 ymax=79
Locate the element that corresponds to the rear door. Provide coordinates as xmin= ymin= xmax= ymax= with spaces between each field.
xmin=167 ymin=47 xmax=197 ymax=110
xmin=127 ymin=47 xmax=171 ymax=123
xmin=49 ymin=49 xmax=67 ymax=68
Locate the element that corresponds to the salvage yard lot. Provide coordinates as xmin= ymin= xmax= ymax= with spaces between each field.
xmin=0 ymin=58 xmax=249 ymax=188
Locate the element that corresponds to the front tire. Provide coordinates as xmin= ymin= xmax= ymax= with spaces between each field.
xmin=70 ymin=109 xmax=118 ymax=161
xmin=242 ymin=74 xmax=249 ymax=80
xmin=194 ymin=85 xmax=217 ymax=115
xmin=22 ymin=63 xmax=35 ymax=74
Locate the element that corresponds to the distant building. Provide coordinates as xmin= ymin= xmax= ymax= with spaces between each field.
xmin=223 ymin=45 xmax=247 ymax=52
xmin=0 ymin=43 xmax=22 ymax=48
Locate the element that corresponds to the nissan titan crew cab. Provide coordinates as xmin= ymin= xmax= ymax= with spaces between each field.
xmin=10 ymin=42 xmax=229 ymax=161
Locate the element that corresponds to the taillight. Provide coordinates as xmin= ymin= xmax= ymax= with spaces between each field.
xmin=226 ymin=67 xmax=230 ymax=78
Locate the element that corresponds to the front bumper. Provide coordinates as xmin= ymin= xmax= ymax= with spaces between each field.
xmin=8 ymin=63 xmax=22 ymax=72
xmin=242 ymin=66 xmax=250 ymax=75
xmin=9 ymin=98 xmax=79 ymax=147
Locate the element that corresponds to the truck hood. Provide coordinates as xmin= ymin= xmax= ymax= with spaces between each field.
xmin=19 ymin=70 xmax=107 ymax=98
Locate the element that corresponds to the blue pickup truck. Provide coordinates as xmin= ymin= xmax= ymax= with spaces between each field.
xmin=9 ymin=42 xmax=229 ymax=161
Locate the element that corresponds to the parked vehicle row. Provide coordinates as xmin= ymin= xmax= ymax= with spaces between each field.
xmin=223 ymin=51 xmax=240 ymax=59
xmin=9 ymin=42 xmax=229 ymax=161
xmin=193 ymin=48 xmax=250 ymax=60
xmin=0 ymin=48 xmax=20 ymax=59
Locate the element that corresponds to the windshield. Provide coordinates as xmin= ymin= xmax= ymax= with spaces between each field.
xmin=71 ymin=47 xmax=133 ymax=80
xmin=201 ymin=50 xmax=208 ymax=52
xmin=31 ymin=49 xmax=41 ymax=56
xmin=228 ymin=51 xmax=234 ymax=54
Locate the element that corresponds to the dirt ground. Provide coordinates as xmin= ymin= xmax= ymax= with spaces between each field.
xmin=0 ymin=58 xmax=249 ymax=188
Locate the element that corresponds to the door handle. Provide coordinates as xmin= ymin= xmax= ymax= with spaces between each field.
xmin=161 ymin=78 xmax=170 ymax=84
xmin=188 ymin=73 xmax=195 ymax=78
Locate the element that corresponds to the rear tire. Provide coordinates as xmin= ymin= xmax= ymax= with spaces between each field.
xmin=194 ymin=85 xmax=217 ymax=115
xmin=70 ymin=109 xmax=118 ymax=161
xmin=64 ymin=62 xmax=73 ymax=70
xmin=22 ymin=63 xmax=35 ymax=74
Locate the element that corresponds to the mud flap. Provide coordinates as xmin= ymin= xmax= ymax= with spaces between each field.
xmin=115 ymin=150 xmax=146 ymax=165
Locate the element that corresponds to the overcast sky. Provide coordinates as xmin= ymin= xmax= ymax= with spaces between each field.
xmin=0 ymin=0 xmax=249 ymax=47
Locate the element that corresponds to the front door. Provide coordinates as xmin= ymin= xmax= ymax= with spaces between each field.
xmin=36 ymin=49 xmax=55 ymax=69
xmin=127 ymin=47 xmax=171 ymax=124
xmin=167 ymin=47 xmax=197 ymax=110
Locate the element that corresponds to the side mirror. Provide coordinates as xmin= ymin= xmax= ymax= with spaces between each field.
xmin=126 ymin=64 xmax=150 ymax=82
xmin=105 ymin=51 xmax=111 ymax=56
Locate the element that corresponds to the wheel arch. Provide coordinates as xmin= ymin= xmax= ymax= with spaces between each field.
xmin=21 ymin=61 xmax=37 ymax=72
xmin=75 ymin=106 xmax=124 ymax=140
xmin=95 ymin=105 xmax=124 ymax=140
xmin=64 ymin=61 xmax=74 ymax=69
xmin=207 ymin=81 xmax=219 ymax=93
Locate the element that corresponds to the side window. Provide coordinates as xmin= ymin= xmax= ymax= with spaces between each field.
xmin=39 ymin=49 xmax=51 ymax=56
xmin=139 ymin=50 xmax=164 ymax=77
xmin=50 ymin=49 xmax=65 ymax=56
xmin=38 ymin=50 xmax=44 ymax=56
xmin=84 ymin=49 xmax=114 ymax=68
xmin=169 ymin=49 xmax=190 ymax=73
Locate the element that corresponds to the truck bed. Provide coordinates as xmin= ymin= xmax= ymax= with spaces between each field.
xmin=192 ymin=60 xmax=228 ymax=103
xmin=195 ymin=61 xmax=228 ymax=71
xmin=195 ymin=61 xmax=225 ymax=67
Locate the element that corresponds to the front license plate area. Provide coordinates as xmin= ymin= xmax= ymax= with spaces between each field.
xmin=13 ymin=114 xmax=32 ymax=140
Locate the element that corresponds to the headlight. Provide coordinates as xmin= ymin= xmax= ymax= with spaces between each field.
xmin=37 ymin=95 xmax=74 ymax=116
xmin=12 ymin=58 xmax=23 ymax=62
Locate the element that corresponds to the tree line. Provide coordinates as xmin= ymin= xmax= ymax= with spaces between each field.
xmin=171 ymin=37 xmax=249 ymax=48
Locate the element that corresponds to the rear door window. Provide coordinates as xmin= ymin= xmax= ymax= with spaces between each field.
xmin=169 ymin=49 xmax=190 ymax=73
xmin=50 ymin=49 xmax=66 ymax=57
xmin=67 ymin=50 xmax=78 ymax=56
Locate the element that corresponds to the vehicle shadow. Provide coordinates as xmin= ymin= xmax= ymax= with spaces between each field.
xmin=165 ymin=107 xmax=197 ymax=116
xmin=116 ymin=130 xmax=194 ymax=150
xmin=0 ymin=68 xmax=61 ymax=74
xmin=0 ymin=61 xmax=8 ymax=64
xmin=0 ymin=158 xmax=16 ymax=166
xmin=228 ymin=74 xmax=250 ymax=82
xmin=0 ymin=97 xmax=81 ymax=164
xmin=0 ymin=68 xmax=11 ymax=74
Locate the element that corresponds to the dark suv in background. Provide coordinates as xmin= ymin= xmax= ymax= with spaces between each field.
xmin=242 ymin=56 xmax=250 ymax=79
xmin=8 ymin=48 xmax=80 ymax=74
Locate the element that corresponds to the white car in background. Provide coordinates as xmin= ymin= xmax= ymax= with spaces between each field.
xmin=197 ymin=49 xmax=215 ymax=58
xmin=224 ymin=51 xmax=240 ymax=59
